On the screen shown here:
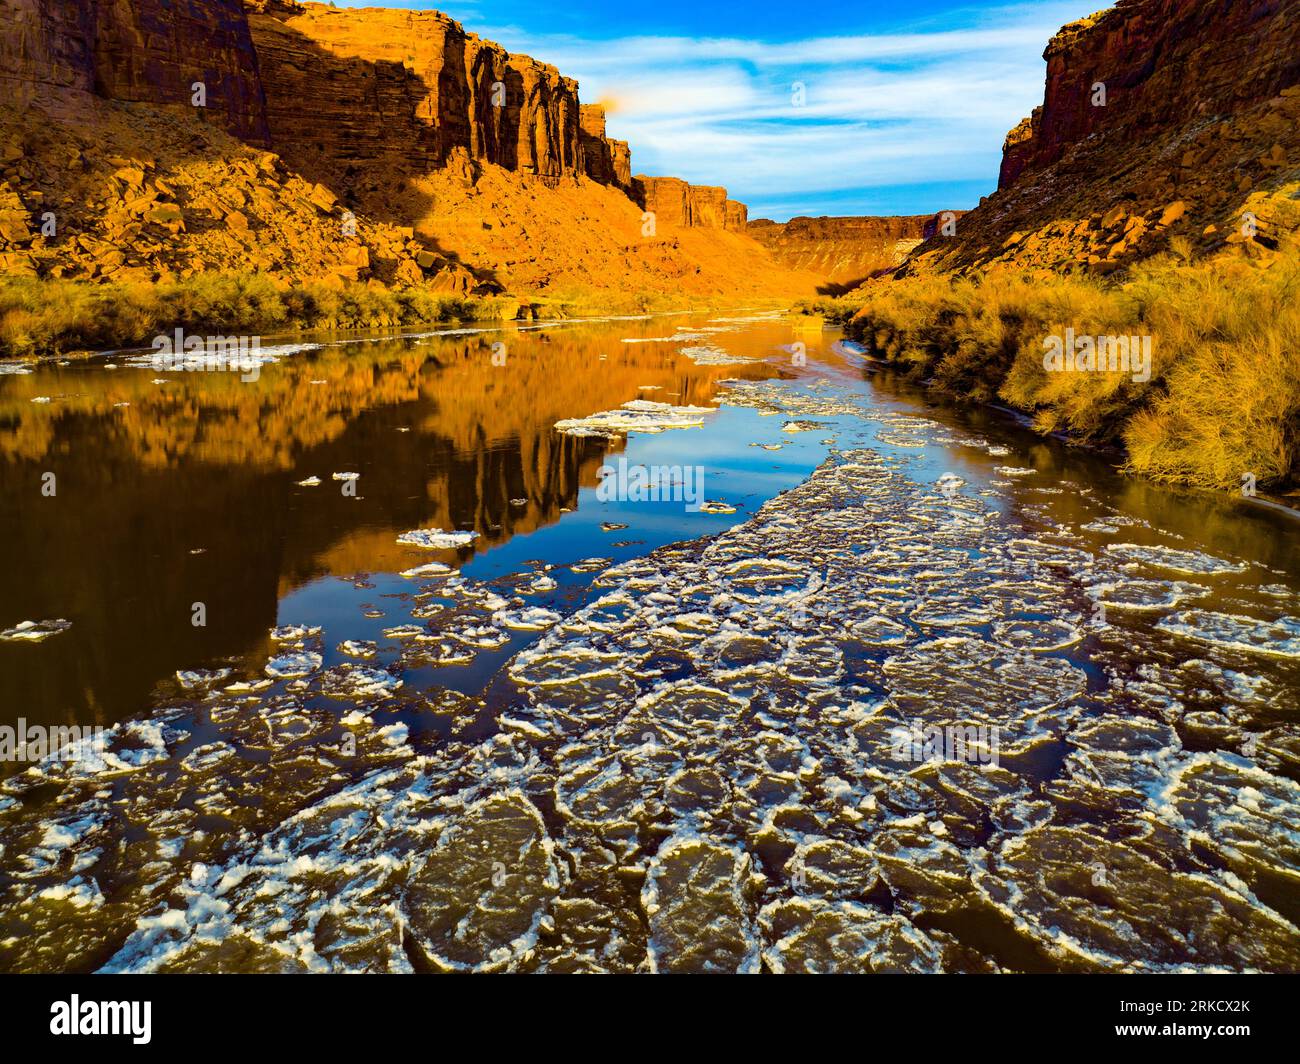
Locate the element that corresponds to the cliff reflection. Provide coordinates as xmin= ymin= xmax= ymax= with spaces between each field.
xmin=0 ymin=319 xmax=778 ymax=729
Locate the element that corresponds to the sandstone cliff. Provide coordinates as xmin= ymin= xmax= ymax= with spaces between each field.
xmin=750 ymin=213 xmax=960 ymax=291
xmin=244 ymin=1 xmax=591 ymax=191
xmin=0 ymin=0 xmax=269 ymax=143
xmin=633 ymin=176 xmax=748 ymax=231
xmin=579 ymin=104 xmax=632 ymax=191
xmin=902 ymin=0 xmax=1300 ymax=277
xmin=0 ymin=0 xmax=809 ymax=306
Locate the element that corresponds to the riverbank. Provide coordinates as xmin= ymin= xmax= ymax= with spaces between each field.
xmin=0 ymin=274 xmax=784 ymax=359
xmin=799 ymin=242 xmax=1300 ymax=494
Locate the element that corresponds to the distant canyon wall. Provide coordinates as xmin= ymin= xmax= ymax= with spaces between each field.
xmin=748 ymin=213 xmax=961 ymax=287
xmin=633 ymin=176 xmax=749 ymax=232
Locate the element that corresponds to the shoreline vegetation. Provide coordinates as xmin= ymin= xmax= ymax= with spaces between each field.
xmin=6 ymin=244 xmax=1297 ymax=499
xmin=0 ymin=273 xmax=755 ymax=360
xmin=797 ymin=240 xmax=1300 ymax=494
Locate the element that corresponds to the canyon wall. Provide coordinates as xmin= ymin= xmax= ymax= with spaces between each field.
xmin=0 ymin=0 xmax=753 ymax=224
xmin=0 ymin=0 xmax=789 ymax=299
xmin=901 ymin=0 xmax=1300 ymax=276
xmin=998 ymin=0 xmax=1300 ymax=190
xmin=750 ymin=213 xmax=959 ymax=288
xmin=578 ymin=104 xmax=632 ymax=191
xmin=0 ymin=0 xmax=269 ymax=142
xmin=245 ymin=0 xmax=583 ymax=187
xmin=244 ymin=3 xmax=749 ymax=221
xmin=633 ymin=176 xmax=748 ymax=231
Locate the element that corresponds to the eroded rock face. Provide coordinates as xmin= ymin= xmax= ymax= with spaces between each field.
xmin=246 ymin=1 xmax=582 ymax=187
xmin=748 ymin=214 xmax=960 ymax=288
xmin=903 ymin=0 xmax=1300 ymax=275
xmin=578 ymin=104 xmax=633 ymax=192
xmin=633 ymin=175 xmax=748 ymax=230
xmin=0 ymin=0 xmax=269 ymax=142
xmin=999 ymin=0 xmax=1299 ymax=189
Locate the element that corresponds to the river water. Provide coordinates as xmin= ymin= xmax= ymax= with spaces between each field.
xmin=1 ymin=311 xmax=1297 ymax=972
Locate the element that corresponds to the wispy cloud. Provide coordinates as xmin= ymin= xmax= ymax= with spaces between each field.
xmin=470 ymin=3 xmax=1080 ymax=219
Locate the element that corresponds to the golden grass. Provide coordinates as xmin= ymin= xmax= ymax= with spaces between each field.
xmin=0 ymin=273 xmax=506 ymax=358
xmin=841 ymin=245 xmax=1300 ymax=490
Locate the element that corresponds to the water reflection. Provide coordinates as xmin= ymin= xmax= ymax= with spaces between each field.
xmin=0 ymin=318 xmax=783 ymax=731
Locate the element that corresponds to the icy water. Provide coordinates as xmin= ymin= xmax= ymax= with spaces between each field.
xmin=1 ymin=311 xmax=1298 ymax=973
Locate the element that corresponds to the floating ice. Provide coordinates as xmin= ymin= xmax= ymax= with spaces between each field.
xmin=270 ymin=624 xmax=321 ymax=642
xmin=555 ymin=400 xmax=716 ymax=438
xmin=494 ymin=607 xmax=562 ymax=631
xmin=317 ymin=664 xmax=402 ymax=699
xmin=264 ymin=651 xmax=322 ymax=679
xmin=3 ymin=334 xmax=1297 ymax=976
xmin=698 ymin=501 xmax=737 ymax=515
xmin=1105 ymin=542 xmax=1248 ymax=576
xmin=337 ymin=640 xmax=378 ymax=659
xmin=0 ymin=619 xmax=71 ymax=642
xmin=175 ymin=668 xmax=233 ymax=690
xmin=1156 ymin=611 xmax=1300 ymax=658
xmin=397 ymin=528 xmax=479 ymax=550
xmin=399 ymin=561 xmax=452 ymax=579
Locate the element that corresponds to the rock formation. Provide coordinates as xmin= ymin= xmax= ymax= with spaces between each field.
xmin=578 ymin=104 xmax=632 ymax=191
xmin=998 ymin=2 xmax=1299 ymax=190
xmin=901 ymin=0 xmax=1300 ymax=277
xmin=0 ymin=0 xmax=269 ymax=143
xmin=244 ymin=1 xmax=591 ymax=190
xmin=749 ymin=214 xmax=961 ymax=289
xmin=633 ymin=176 xmax=748 ymax=231
xmin=0 ymin=0 xmax=807 ymax=304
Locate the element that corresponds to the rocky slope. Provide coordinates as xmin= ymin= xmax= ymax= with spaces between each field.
xmin=0 ymin=0 xmax=810 ymax=307
xmin=749 ymin=214 xmax=959 ymax=292
xmin=900 ymin=0 xmax=1300 ymax=277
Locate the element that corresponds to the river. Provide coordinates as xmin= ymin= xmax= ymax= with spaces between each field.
xmin=1 ymin=310 xmax=1297 ymax=972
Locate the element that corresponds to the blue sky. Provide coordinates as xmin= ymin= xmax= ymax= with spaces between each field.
xmin=337 ymin=1 xmax=1089 ymax=220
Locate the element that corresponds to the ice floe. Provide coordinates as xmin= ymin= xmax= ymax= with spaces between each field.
xmin=0 ymin=619 xmax=72 ymax=642
xmin=396 ymin=528 xmax=480 ymax=550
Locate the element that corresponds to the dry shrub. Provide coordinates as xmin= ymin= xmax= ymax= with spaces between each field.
xmin=845 ymin=243 xmax=1300 ymax=489
xmin=0 ymin=274 xmax=499 ymax=357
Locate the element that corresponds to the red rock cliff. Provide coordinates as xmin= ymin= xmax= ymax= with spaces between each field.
xmin=244 ymin=0 xmax=587 ymax=187
xmin=0 ymin=0 xmax=269 ymax=142
xmin=998 ymin=0 xmax=1300 ymax=189
xmin=901 ymin=0 xmax=1300 ymax=276
xmin=750 ymin=213 xmax=961 ymax=287
xmin=633 ymin=175 xmax=748 ymax=231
